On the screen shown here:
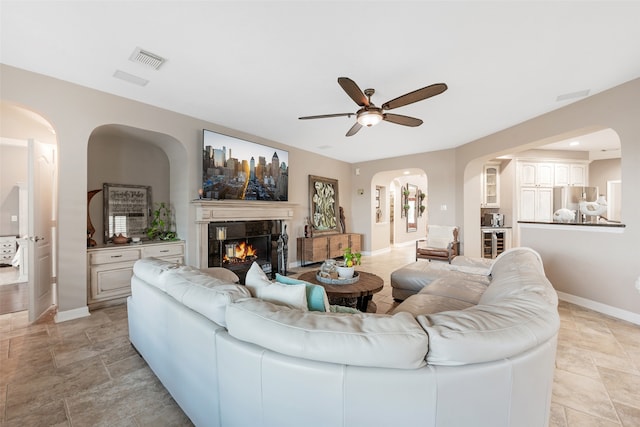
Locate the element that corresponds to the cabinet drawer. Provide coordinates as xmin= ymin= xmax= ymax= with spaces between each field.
xmin=143 ymin=243 xmax=184 ymax=258
xmin=90 ymin=249 xmax=140 ymax=265
xmin=0 ymin=254 xmax=14 ymax=261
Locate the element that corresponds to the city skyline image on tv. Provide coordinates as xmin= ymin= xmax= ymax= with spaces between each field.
xmin=202 ymin=129 xmax=289 ymax=201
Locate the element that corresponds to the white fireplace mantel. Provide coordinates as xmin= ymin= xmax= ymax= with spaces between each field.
xmin=192 ymin=200 xmax=298 ymax=268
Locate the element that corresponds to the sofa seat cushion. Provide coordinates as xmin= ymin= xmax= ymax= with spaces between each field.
xmin=226 ymin=299 xmax=429 ymax=369
xmin=418 ymin=277 xmax=488 ymax=305
xmin=391 ymin=261 xmax=491 ymax=295
xmin=392 ymin=293 xmax=475 ymax=317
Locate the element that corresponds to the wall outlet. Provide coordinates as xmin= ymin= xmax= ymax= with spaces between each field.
xmin=635 ymin=277 xmax=640 ymax=293
xmin=10 ymin=215 xmax=18 ymax=222
xmin=440 ymin=204 xmax=448 ymax=211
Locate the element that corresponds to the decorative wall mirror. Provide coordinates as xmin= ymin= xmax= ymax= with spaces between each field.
xmin=309 ymin=175 xmax=339 ymax=234
xmin=103 ymin=183 xmax=151 ymax=243
xmin=406 ymin=183 xmax=418 ymax=232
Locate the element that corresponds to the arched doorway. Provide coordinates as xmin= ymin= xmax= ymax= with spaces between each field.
xmin=0 ymin=101 xmax=58 ymax=321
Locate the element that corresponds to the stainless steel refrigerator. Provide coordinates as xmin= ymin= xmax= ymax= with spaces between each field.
xmin=553 ymin=186 xmax=598 ymax=222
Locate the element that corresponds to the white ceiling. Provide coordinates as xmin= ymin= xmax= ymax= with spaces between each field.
xmin=1 ymin=1 xmax=639 ymax=163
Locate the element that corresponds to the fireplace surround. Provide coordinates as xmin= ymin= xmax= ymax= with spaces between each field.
xmin=193 ymin=200 xmax=296 ymax=283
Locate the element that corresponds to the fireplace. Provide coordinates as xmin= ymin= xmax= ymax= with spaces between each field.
xmin=193 ymin=200 xmax=296 ymax=283
xmin=208 ymin=220 xmax=284 ymax=283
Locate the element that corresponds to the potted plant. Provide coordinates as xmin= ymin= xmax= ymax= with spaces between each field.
xmin=337 ymin=247 xmax=361 ymax=278
xmin=147 ymin=202 xmax=178 ymax=241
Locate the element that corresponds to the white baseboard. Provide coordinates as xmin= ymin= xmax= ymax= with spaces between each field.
xmin=557 ymin=291 xmax=640 ymax=326
xmin=55 ymin=306 xmax=90 ymax=323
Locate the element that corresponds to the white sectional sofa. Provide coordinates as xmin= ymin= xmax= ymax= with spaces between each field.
xmin=127 ymin=247 xmax=559 ymax=427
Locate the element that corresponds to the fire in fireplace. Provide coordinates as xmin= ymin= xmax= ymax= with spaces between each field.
xmin=208 ymin=220 xmax=286 ymax=283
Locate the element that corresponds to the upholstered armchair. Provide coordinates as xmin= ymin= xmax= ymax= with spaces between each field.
xmin=416 ymin=225 xmax=460 ymax=263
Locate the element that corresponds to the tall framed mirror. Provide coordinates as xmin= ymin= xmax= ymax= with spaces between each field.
xmin=406 ymin=184 xmax=418 ymax=232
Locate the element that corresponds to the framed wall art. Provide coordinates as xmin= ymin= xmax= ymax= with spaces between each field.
xmin=103 ymin=183 xmax=151 ymax=243
xmin=308 ymin=175 xmax=339 ymax=234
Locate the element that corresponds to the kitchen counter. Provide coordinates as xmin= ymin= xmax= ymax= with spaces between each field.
xmin=518 ymin=221 xmax=624 ymax=228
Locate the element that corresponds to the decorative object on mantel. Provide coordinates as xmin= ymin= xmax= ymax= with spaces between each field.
xmin=339 ymin=206 xmax=346 ymax=233
xmin=147 ymin=202 xmax=178 ymax=241
xmin=87 ymin=189 xmax=102 ymax=248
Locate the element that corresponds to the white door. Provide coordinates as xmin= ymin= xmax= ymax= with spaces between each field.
xmin=27 ymin=139 xmax=56 ymax=322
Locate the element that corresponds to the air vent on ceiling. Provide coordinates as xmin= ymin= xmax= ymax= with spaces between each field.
xmin=129 ymin=47 xmax=165 ymax=70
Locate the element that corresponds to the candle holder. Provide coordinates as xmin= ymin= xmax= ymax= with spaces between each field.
xmin=225 ymin=243 xmax=236 ymax=259
xmin=216 ymin=226 xmax=227 ymax=241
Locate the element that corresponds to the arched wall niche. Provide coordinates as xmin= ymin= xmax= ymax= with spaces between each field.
xmin=87 ymin=124 xmax=188 ymax=244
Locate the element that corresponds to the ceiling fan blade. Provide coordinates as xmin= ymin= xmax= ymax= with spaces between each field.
xmin=298 ymin=113 xmax=354 ymax=120
xmin=383 ymin=113 xmax=423 ymax=127
xmin=338 ymin=77 xmax=369 ymax=107
xmin=346 ymin=122 xmax=362 ymax=137
xmin=381 ymin=83 xmax=448 ymax=111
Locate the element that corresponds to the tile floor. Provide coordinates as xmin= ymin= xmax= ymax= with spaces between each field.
xmin=1 ymin=246 xmax=639 ymax=426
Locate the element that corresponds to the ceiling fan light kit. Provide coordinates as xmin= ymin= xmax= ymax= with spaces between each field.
xmin=357 ymin=109 xmax=383 ymax=127
xmin=299 ymin=77 xmax=447 ymax=136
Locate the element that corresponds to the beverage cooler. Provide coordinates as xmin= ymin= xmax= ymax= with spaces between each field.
xmin=481 ymin=228 xmax=511 ymax=259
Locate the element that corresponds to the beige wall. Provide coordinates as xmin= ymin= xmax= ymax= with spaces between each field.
xmin=0 ymin=64 xmax=352 ymax=318
xmin=87 ymin=131 xmax=171 ymax=244
xmin=3 ymin=62 xmax=639 ymax=322
xmin=454 ymin=79 xmax=640 ymax=320
xmin=589 ymin=158 xmax=621 ymax=199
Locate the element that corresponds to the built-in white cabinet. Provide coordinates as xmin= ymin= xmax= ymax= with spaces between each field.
xmin=554 ymin=162 xmax=588 ymax=186
xmin=481 ymin=163 xmax=500 ymax=208
xmin=517 ymin=160 xmax=589 ymax=221
xmin=519 ymin=162 xmax=554 ymax=187
xmin=87 ymin=240 xmax=184 ymax=308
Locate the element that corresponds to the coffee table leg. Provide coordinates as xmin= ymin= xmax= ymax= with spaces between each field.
xmin=358 ymin=295 xmax=372 ymax=312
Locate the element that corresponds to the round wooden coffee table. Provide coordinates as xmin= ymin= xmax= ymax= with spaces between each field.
xmin=297 ymin=270 xmax=384 ymax=312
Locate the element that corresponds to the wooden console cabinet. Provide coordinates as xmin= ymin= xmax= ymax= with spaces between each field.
xmin=297 ymin=233 xmax=362 ymax=266
xmin=87 ymin=240 xmax=184 ymax=309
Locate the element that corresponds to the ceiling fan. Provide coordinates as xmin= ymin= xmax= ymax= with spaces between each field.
xmin=299 ymin=77 xmax=447 ymax=137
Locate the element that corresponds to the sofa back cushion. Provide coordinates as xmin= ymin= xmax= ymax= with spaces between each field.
xmin=226 ymin=299 xmax=429 ymax=369
xmin=132 ymin=258 xmax=251 ymax=327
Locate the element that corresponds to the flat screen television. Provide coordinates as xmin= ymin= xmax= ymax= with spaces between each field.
xmin=202 ymin=129 xmax=289 ymax=201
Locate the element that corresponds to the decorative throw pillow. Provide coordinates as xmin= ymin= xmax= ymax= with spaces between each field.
xmin=275 ymin=273 xmax=330 ymax=312
xmin=245 ymin=263 xmax=308 ymax=310
xmin=244 ymin=262 xmax=272 ymax=296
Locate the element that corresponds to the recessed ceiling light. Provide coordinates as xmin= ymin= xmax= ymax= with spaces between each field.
xmin=569 ymin=141 xmax=580 ymax=147
xmin=113 ymin=70 xmax=149 ymax=86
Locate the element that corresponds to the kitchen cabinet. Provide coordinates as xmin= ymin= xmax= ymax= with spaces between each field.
xmin=481 ymin=163 xmax=500 ymax=208
xmin=519 ymin=187 xmax=553 ymax=222
xmin=297 ymin=233 xmax=362 ymax=266
xmin=87 ymin=240 xmax=184 ymax=308
xmin=519 ymin=162 xmax=554 ymax=187
xmin=554 ymin=162 xmax=588 ymax=186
